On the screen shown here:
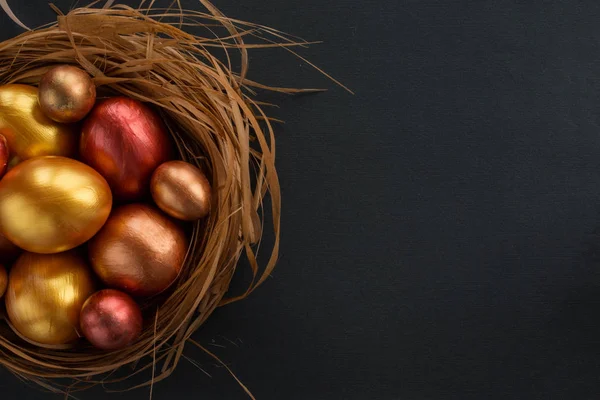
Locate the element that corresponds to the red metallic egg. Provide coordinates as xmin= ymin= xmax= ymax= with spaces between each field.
xmin=80 ymin=289 xmax=143 ymax=350
xmin=80 ymin=97 xmax=173 ymax=201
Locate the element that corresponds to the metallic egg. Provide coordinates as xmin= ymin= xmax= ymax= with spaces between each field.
xmin=39 ymin=65 xmax=96 ymax=123
xmin=80 ymin=289 xmax=143 ymax=350
xmin=0 ymin=84 xmax=78 ymax=160
xmin=6 ymin=251 xmax=95 ymax=345
xmin=80 ymin=97 xmax=173 ymax=201
xmin=89 ymin=204 xmax=188 ymax=297
xmin=0 ymin=156 xmax=113 ymax=254
xmin=151 ymin=161 xmax=212 ymax=221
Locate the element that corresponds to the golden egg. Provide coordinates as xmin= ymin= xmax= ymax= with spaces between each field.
xmin=0 ymin=84 xmax=78 ymax=160
xmin=6 ymin=251 xmax=95 ymax=345
xmin=0 ymin=156 xmax=112 ymax=254
xmin=39 ymin=65 xmax=96 ymax=123
xmin=150 ymin=161 xmax=212 ymax=221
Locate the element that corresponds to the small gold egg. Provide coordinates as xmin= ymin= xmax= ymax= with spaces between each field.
xmin=150 ymin=161 xmax=212 ymax=221
xmin=39 ymin=65 xmax=96 ymax=123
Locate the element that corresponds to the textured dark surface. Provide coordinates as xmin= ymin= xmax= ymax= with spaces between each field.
xmin=3 ymin=0 xmax=600 ymax=399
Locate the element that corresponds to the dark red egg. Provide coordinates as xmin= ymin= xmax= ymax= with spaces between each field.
xmin=80 ymin=97 xmax=173 ymax=201
xmin=80 ymin=289 xmax=143 ymax=350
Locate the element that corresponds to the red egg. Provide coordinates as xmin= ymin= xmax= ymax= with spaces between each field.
xmin=80 ymin=289 xmax=143 ymax=350
xmin=80 ymin=97 xmax=173 ymax=201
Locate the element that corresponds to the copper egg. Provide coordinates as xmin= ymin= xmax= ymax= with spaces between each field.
xmin=0 ymin=156 xmax=113 ymax=254
xmin=151 ymin=161 xmax=212 ymax=221
xmin=39 ymin=65 xmax=96 ymax=123
xmin=89 ymin=204 xmax=188 ymax=297
xmin=0 ymin=84 xmax=78 ymax=160
xmin=80 ymin=97 xmax=173 ymax=201
xmin=0 ymin=264 xmax=6 ymax=298
xmin=80 ymin=289 xmax=143 ymax=350
xmin=6 ymin=251 xmax=95 ymax=345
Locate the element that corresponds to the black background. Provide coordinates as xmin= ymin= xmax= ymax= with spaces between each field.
xmin=3 ymin=0 xmax=600 ymax=399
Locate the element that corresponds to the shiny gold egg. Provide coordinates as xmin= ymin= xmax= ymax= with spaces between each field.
xmin=6 ymin=251 xmax=95 ymax=345
xmin=39 ymin=65 xmax=96 ymax=123
xmin=0 ymin=264 xmax=6 ymax=298
xmin=150 ymin=161 xmax=212 ymax=221
xmin=0 ymin=84 xmax=78 ymax=160
xmin=0 ymin=156 xmax=112 ymax=254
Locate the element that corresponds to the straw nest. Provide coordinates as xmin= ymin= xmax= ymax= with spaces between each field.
xmin=0 ymin=0 xmax=320 ymax=394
